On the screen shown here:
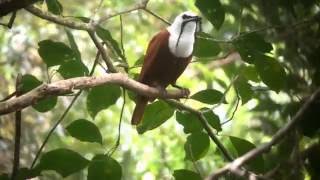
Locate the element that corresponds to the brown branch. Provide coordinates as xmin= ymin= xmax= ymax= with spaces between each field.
xmin=11 ymin=74 xmax=22 ymax=180
xmin=25 ymin=5 xmax=92 ymax=31
xmin=97 ymin=0 xmax=150 ymax=24
xmin=0 ymin=73 xmax=188 ymax=115
xmin=88 ymin=30 xmax=118 ymax=73
xmin=206 ymin=87 xmax=320 ymax=180
xmin=166 ymin=99 xmax=234 ymax=162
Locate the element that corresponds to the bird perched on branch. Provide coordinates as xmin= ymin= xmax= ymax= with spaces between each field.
xmin=131 ymin=11 xmax=201 ymax=125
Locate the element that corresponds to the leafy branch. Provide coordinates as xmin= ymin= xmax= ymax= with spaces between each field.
xmin=206 ymin=88 xmax=320 ymax=180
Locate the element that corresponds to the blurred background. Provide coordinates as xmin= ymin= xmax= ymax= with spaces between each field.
xmin=0 ymin=0 xmax=319 ymax=179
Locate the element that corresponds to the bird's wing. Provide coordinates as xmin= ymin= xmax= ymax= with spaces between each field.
xmin=138 ymin=30 xmax=169 ymax=83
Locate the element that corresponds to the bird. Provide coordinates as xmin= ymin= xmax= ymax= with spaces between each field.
xmin=131 ymin=11 xmax=201 ymax=125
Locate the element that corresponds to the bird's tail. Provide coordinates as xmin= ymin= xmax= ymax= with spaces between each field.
xmin=131 ymin=96 xmax=148 ymax=125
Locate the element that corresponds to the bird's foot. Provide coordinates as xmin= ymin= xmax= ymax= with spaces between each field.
xmin=171 ymin=84 xmax=190 ymax=98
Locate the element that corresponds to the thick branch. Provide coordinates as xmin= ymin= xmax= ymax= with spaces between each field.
xmin=206 ymin=87 xmax=320 ymax=180
xmin=0 ymin=73 xmax=187 ymax=115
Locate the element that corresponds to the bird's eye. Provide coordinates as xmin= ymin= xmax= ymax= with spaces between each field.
xmin=182 ymin=14 xmax=192 ymax=19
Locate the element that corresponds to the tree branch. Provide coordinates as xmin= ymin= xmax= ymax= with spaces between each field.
xmin=25 ymin=5 xmax=92 ymax=31
xmin=87 ymin=30 xmax=118 ymax=73
xmin=0 ymin=73 xmax=188 ymax=115
xmin=206 ymin=87 xmax=320 ymax=180
xmin=96 ymin=0 xmax=150 ymax=24
xmin=166 ymin=99 xmax=234 ymax=162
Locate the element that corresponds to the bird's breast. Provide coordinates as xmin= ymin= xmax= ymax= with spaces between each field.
xmin=168 ymin=34 xmax=195 ymax=58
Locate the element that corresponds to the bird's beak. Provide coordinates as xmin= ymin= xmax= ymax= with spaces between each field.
xmin=191 ymin=16 xmax=202 ymax=22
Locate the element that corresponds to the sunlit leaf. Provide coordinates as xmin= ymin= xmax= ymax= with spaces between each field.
xmin=88 ymin=154 xmax=122 ymax=180
xmin=137 ymin=100 xmax=174 ymax=134
xmin=233 ymin=33 xmax=273 ymax=64
xmin=66 ymin=119 xmax=103 ymax=144
xmin=201 ymin=108 xmax=222 ymax=131
xmin=191 ymin=89 xmax=224 ymax=104
xmin=173 ymin=169 xmax=202 ymax=180
xmin=229 ymin=136 xmax=265 ymax=173
xmin=234 ymin=76 xmax=253 ymax=104
xmin=87 ymin=84 xmax=121 ymax=119
xmin=195 ymin=0 xmax=225 ymax=29
xmin=176 ymin=110 xmax=203 ymax=134
xmin=57 ymin=60 xmax=88 ymax=78
xmin=38 ymin=148 xmax=89 ymax=177
xmin=194 ymin=32 xmax=221 ymax=58
xmin=254 ymin=54 xmax=286 ymax=92
xmin=38 ymin=40 xmax=77 ymax=67
xmin=242 ymin=65 xmax=260 ymax=82
xmin=20 ymin=74 xmax=57 ymax=112
xmin=96 ymin=27 xmax=125 ymax=61
xmin=46 ymin=0 xmax=63 ymax=15
xmin=184 ymin=131 xmax=210 ymax=161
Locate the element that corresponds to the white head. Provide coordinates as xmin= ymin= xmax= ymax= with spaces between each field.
xmin=167 ymin=11 xmax=201 ymax=58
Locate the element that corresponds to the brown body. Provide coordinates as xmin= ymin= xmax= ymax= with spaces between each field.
xmin=131 ymin=29 xmax=192 ymax=125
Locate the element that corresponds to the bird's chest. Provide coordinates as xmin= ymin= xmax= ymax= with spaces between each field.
xmin=168 ymin=34 xmax=194 ymax=58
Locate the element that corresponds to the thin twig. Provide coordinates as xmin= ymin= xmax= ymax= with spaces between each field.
xmin=108 ymin=88 xmax=126 ymax=156
xmin=11 ymin=74 xmax=22 ymax=180
xmin=88 ymin=30 xmax=118 ymax=73
xmin=221 ymin=91 xmax=240 ymax=125
xmin=97 ymin=0 xmax=149 ymax=24
xmin=142 ymin=8 xmax=171 ymax=25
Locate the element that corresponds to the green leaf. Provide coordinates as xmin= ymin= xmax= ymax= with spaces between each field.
xmin=87 ymin=84 xmax=121 ymax=119
xmin=233 ymin=33 xmax=273 ymax=64
xmin=195 ymin=0 xmax=225 ymax=29
xmin=194 ymin=32 xmax=221 ymax=58
xmin=173 ymin=169 xmax=202 ymax=180
xmin=176 ymin=111 xmax=203 ymax=134
xmin=96 ymin=27 xmax=125 ymax=61
xmin=16 ymin=167 xmax=41 ymax=180
xmin=66 ymin=119 xmax=103 ymax=144
xmin=234 ymin=76 xmax=253 ymax=104
xmin=0 ymin=174 xmax=9 ymax=180
xmin=38 ymin=148 xmax=89 ymax=177
xmin=20 ymin=74 xmax=42 ymax=93
xmin=65 ymin=29 xmax=81 ymax=61
xmin=46 ymin=0 xmax=63 ymax=15
xmin=20 ymin=74 xmax=57 ymax=112
xmin=229 ymin=136 xmax=265 ymax=173
xmin=88 ymin=154 xmax=122 ymax=180
xmin=191 ymin=89 xmax=224 ymax=104
xmin=184 ymin=131 xmax=210 ymax=161
xmin=38 ymin=40 xmax=77 ymax=67
xmin=201 ymin=108 xmax=222 ymax=131
xmin=137 ymin=100 xmax=174 ymax=134
xmin=57 ymin=60 xmax=88 ymax=78
xmin=242 ymin=65 xmax=260 ymax=82
xmin=254 ymin=54 xmax=286 ymax=92
xmin=32 ymin=96 xmax=58 ymax=112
